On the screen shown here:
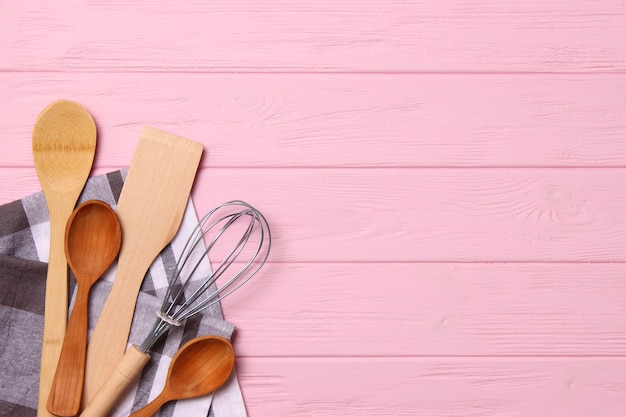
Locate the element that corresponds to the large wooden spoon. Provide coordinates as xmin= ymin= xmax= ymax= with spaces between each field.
xmin=129 ymin=336 xmax=235 ymax=417
xmin=32 ymin=100 xmax=96 ymax=417
xmin=47 ymin=200 xmax=122 ymax=417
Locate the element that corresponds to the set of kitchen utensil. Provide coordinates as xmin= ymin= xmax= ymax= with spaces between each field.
xmin=30 ymin=100 xmax=271 ymax=417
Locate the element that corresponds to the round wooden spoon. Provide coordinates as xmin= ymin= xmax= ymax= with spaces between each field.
xmin=129 ymin=336 xmax=235 ymax=417
xmin=47 ymin=200 xmax=122 ymax=417
xmin=32 ymin=99 xmax=96 ymax=417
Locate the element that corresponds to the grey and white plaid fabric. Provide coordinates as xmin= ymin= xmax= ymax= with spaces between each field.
xmin=0 ymin=169 xmax=247 ymax=417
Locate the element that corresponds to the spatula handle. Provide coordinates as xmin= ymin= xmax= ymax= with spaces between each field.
xmin=80 ymin=346 xmax=150 ymax=417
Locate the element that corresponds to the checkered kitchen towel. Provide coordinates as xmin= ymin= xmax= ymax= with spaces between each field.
xmin=0 ymin=169 xmax=247 ymax=417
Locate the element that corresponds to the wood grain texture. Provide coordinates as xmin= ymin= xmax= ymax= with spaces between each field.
xmin=220 ymin=263 xmax=626 ymax=357
xmin=2 ymin=1 xmax=626 ymax=73
xmin=2 ymin=74 xmax=626 ymax=167
xmin=3 ymin=0 xmax=626 ymax=415
xmin=236 ymin=357 xmax=626 ymax=417
xmin=190 ymin=168 xmax=626 ymax=262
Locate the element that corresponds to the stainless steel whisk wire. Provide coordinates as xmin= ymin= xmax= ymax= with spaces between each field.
xmin=140 ymin=200 xmax=271 ymax=352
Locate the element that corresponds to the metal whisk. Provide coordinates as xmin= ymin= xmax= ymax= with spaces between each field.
xmin=141 ymin=199 xmax=271 ymax=352
xmin=81 ymin=200 xmax=271 ymax=417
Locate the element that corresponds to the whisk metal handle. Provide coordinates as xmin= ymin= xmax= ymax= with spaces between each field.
xmin=80 ymin=346 xmax=150 ymax=417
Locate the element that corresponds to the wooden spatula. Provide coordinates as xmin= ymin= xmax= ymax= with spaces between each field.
xmin=82 ymin=127 xmax=203 ymax=406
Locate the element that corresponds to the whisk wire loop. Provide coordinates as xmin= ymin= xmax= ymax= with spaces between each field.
xmin=140 ymin=200 xmax=271 ymax=352
xmin=165 ymin=209 xmax=254 ymax=317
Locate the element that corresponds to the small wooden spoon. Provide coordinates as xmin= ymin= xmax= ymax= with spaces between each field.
xmin=32 ymin=99 xmax=96 ymax=417
xmin=129 ymin=336 xmax=235 ymax=417
xmin=47 ymin=200 xmax=122 ymax=417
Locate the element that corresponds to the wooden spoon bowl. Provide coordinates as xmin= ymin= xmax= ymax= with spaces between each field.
xmin=65 ymin=200 xmax=122 ymax=284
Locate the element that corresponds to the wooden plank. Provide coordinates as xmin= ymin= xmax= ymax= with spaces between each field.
xmin=2 ymin=1 xmax=626 ymax=73
xmin=2 ymin=73 xmax=626 ymax=168
xmin=5 ymin=167 xmax=626 ymax=263
xmin=223 ymin=263 xmax=626 ymax=357
xmin=237 ymin=357 xmax=626 ymax=417
xmin=192 ymin=167 xmax=626 ymax=263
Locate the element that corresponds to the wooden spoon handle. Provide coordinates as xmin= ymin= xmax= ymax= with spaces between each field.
xmin=38 ymin=198 xmax=75 ymax=416
xmin=128 ymin=392 xmax=171 ymax=417
xmin=80 ymin=346 xmax=150 ymax=417
xmin=46 ymin=283 xmax=91 ymax=416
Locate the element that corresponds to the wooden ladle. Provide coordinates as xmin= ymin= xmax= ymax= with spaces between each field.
xmin=129 ymin=336 xmax=235 ymax=417
xmin=47 ymin=200 xmax=122 ymax=417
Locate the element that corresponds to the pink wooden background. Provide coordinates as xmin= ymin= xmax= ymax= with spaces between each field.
xmin=3 ymin=1 xmax=626 ymax=415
